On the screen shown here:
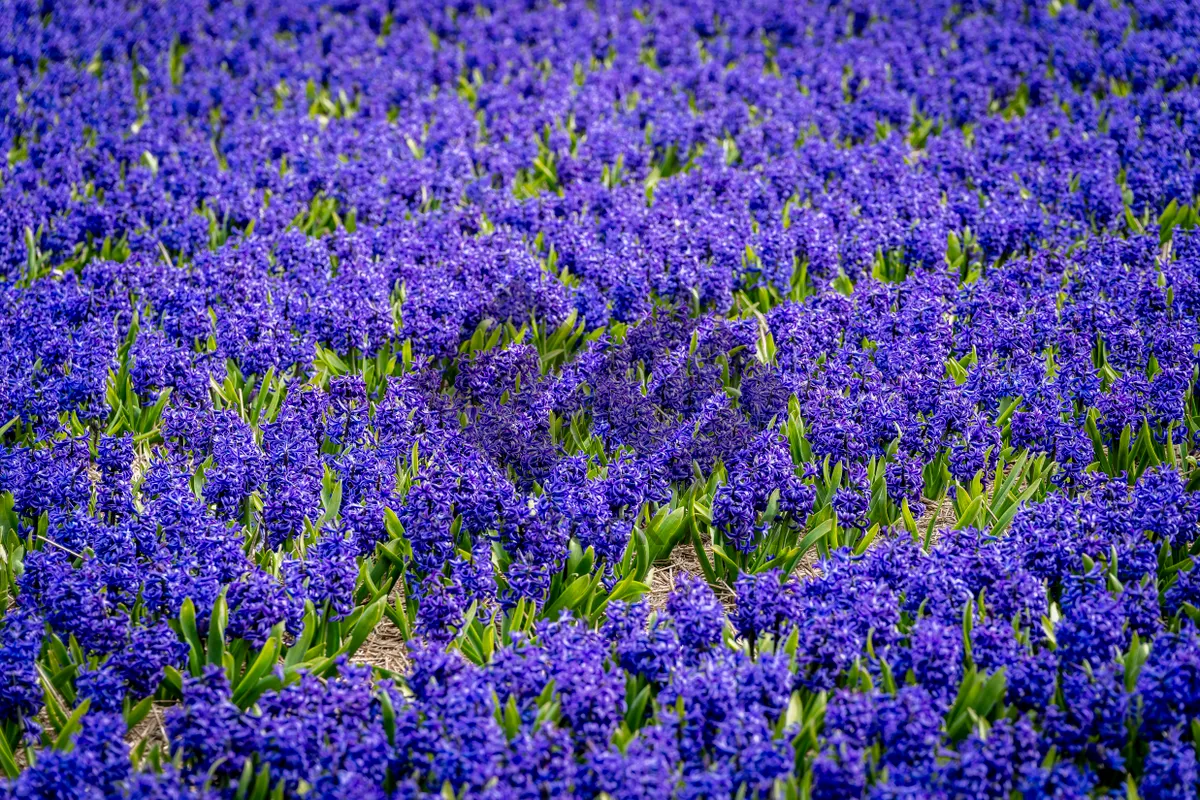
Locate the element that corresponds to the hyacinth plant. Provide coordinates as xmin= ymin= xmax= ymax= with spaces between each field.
xmin=4 ymin=0 xmax=1200 ymax=797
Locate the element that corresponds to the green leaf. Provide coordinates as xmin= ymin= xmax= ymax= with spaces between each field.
xmin=380 ymin=690 xmax=396 ymax=746
xmin=1084 ymin=411 xmax=1110 ymax=474
xmin=590 ymin=574 xmax=650 ymax=624
xmin=1136 ymin=418 xmax=1161 ymax=473
xmin=990 ymin=480 xmax=1041 ymax=537
xmin=343 ymin=596 xmax=386 ymax=656
xmin=178 ymin=598 xmax=205 ymax=674
xmin=1159 ymin=199 xmax=1181 ymax=244
xmin=797 ymin=518 xmax=833 ymax=555
xmin=711 ymin=543 xmax=741 ymax=578
xmin=207 ymin=591 xmax=227 ymax=667
xmin=542 ymin=574 xmax=591 ymax=619
xmin=285 ymin=602 xmax=318 ymax=668
xmin=1114 ymin=424 xmax=1132 ymax=478
xmin=0 ymin=731 xmax=20 ymax=779
xmin=900 ymin=498 xmax=919 ymax=540
xmin=383 ymin=594 xmax=412 ymax=641
xmin=1125 ymin=205 xmax=1145 ymax=234
xmin=953 ymin=492 xmax=984 ymax=530
xmin=502 ymin=694 xmax=521 ymax=740
xmin=624 ymin=684 xmax=653 ymax=731
xmin=852 ymin=524 xmax=879 ymax=556
xmin=248 ymin=764 xmax=273 ymax=800
xmin=976 ymin=669 xmax=1008 ymax=718
xmin=988 ymin=450 xmax=1028 ymax=517
xmin=232 ymin=638 xmax=279 ymax=708
xmin=384 ymin=508 xmax=405 ymax=540
xmin=654 ymin=507 xmax=687 ymax=552
xmin=124 ymin=695 xmax=154 ymax=731
xmin=688 ymin=516 xmax=718 ymax=586
xmin=54 ymin=698 xmax=91 ymax=750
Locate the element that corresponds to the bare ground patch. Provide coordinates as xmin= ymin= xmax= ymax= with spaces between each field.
xmin=352 ymin=584 xmax=412 ymax=677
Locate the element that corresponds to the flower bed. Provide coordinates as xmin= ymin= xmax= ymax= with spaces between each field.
xmin=3 ymin=0 xmax=1200 ymax=797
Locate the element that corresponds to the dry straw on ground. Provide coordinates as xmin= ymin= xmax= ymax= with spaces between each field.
xmin=345 ymin=497 xmax=958 ymax=677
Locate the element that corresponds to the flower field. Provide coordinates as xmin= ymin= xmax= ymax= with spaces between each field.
xmin=3 ymin=0 xmax=1200 ymax=796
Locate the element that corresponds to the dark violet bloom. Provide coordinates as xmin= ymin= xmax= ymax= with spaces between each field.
xmin=811 ymin=746 xmax=868 ymax=800
xmin=414 ymin=576 xmax=466 ymax=645
xmin=1121 ymin=577 xmax=1163 ymax=641
xmin=665 ymin=575 xmax=725 ymax=656
xmin=120 ymin=768 xmax=219 ymax=799
xmin=17 ymin=551 xmax=126 ymax=656
xmin=284 ymin=532 xmax=359 ymax=622
xmin=540 ymin=456 xmax=630 ymax=567
xmin=0 ymin=712 xmax=130 ymax=799
xmin=76 ymin=665 xmax=126 ymax=715
xmin=1139 ymin=629 xmax=1200 ymax=739
xmin=489 ymin=619 xmax=622 ymax=751
xmin=1055 ymin=572 xmax=1128 ymax=667
xmin=1018 ymin=763 xmax=1098 ymax=800
xmin=253 ymin=662 xmax=391 ymax=794
xmin=832 ymin=687 xmax=942 ymax=774
xmin=1043 ymin=665 xmax=1130 ymax=771
xmin=112 ymin=622 xmax=189 ymax=698
xmin=95 ymin=432 xmax=135 ymax=517
xmin=1141 ymin=730 xmax=1200 ymax=800
xmin=936 ymin=716 xmax=1039 ymax=799
xmin=451 ymin=544 xmax=498 ymax=619
xmin=831 ymin=487 xmax=869 ymax=530
xmin=899 ymin=616 xmax=963 ymax=707
xmin=602 ymin=601 xmax=680 ymax=684
xmin=0 ymin=437 xmax=92 ymax=518
xmin=814 ymin=687 xmax=943 ymax=798
xmin=791 ymin=566 xmax=901 ymax=693
xmin=1164 ymin=565 xmax=1200 ymax=619
xmin=166 ymin=667 xmax=257 ymax=784
xmin=713 ymin=431 xmax=809 ymax=552
xmin=884 ymin=452 xmax=926 ymax=517
xmin=201 ymin=411 xmax=267 ymax=522
xmin=0 ymin=610 xmax=44 ymax=724
xmin=732 ymin=570 xmax=797 ymax=644
xmin=714 ymin=712 xmax=791 ymax=794
xmin=588 ymin=724 xmax=679 ymax=800
xmin=502 ymin=559 xmax=556 ymax=609
xmin=226 ymin=571 xmax=295 ymax=648
xmin=1133 ymin=467 xmax=1200 ymax=548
